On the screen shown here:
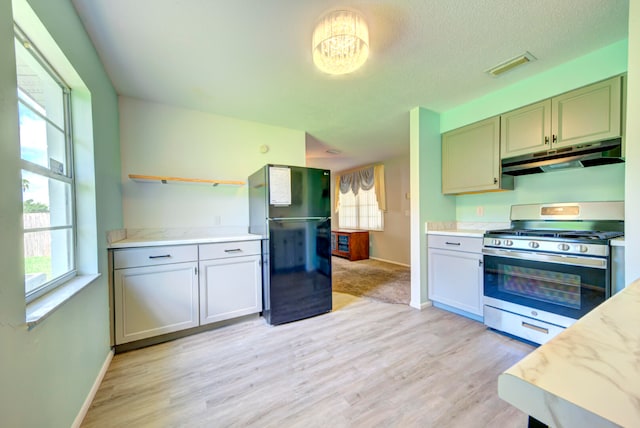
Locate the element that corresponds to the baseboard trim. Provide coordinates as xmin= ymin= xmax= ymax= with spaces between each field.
xmin=72 ymin=349 xmax=114 ymax=428
xmin=409 ymin=300 xmax=432 ymax=310
xmin=369 ymin=257 xmax=410 ymax=268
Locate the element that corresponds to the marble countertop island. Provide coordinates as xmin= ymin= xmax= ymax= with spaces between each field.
xmin=498 ymin=279 xmax=640 ymax=427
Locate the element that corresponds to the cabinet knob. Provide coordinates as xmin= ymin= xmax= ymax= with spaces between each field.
xmin=493 ymin=177 xmax=498 ymax=184
xmin=544 ymin=136 xmax=549 ymax=144
xmin=552 ymin=134 xmax=557 ymax=143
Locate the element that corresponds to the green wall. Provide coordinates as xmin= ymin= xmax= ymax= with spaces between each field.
xmin=0 ymin=1 xmax=122 ymax=426
xmin=410 ymin=107 xmax=455 ymax=307
xmin=439 ymin=40 xmax=628 ymax=222
xmin=455 ymin=164 xmax=625 ymax=221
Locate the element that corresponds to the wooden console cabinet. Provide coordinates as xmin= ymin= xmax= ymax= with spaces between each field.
xmin=331 ymin=230 xmax=369 ymax=261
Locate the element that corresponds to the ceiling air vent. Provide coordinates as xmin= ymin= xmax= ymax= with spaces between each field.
xmin=486 ymin=52 xmax=536 ymax=77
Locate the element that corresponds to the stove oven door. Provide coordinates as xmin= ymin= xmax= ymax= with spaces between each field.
xmin=482 ymin=248 xmax=608 ymax=320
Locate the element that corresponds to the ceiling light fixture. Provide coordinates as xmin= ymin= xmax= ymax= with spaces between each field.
xmin=312 ymin=9 xmax=369 ymax=75
xmin=486 ymin=52 xmax=536 ymax=77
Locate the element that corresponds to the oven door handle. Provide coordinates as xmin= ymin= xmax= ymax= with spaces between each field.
xmin=482 ymin=248 xmax=607 ymax=269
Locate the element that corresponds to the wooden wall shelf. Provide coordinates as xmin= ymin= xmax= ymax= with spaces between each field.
xmin=128 ymin=174 xmax=245 ymax=186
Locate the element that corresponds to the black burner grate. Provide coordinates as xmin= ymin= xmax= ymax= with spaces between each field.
xmin=485 ymin=229 xmax=623 ymax=241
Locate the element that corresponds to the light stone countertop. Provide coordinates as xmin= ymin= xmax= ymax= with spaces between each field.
xmin=426 ymin=229 xmax=486 ymax=238
xmin=610 ymin=236 xmax=625 ymax=247
xmin=425 ymin=221 xmax=509 ymax=238
xmin=498 ymin=278 xmax=640 ymax=427
xmin=108 ymin=231 xmax=263 ymax=249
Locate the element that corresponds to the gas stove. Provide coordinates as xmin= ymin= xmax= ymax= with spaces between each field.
xmin=483 ymin=201 xmax=624 ymax=257
xmin=484 ymin=228 xmax=624 ymax=257
xmin=482 ymin=201 xmax=624 ymax=345
xmin=486 ymin=229 xmax=623 ymax=241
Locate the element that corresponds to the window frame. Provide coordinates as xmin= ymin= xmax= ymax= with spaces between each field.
xmin=15 ymin=25 xmax=77 ymax=303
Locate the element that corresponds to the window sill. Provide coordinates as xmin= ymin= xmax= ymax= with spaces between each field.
xmin=26 ymin=274 xmax=101 ymax=330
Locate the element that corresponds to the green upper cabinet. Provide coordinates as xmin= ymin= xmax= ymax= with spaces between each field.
xmin=501 ymin=76 xmax=623 ymax=159
xmin=501 ymin=100 xmax=552 ymax=159
xmin=442 ymin=116 xmax=514 ymax=195
xmin=552 ymin=76 xmax=622 ymax=149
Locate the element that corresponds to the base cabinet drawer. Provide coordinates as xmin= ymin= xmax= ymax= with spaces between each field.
xmin=428 ymin=235 xmax=482 ymax=253
xmin=484 ymin=305 xmax=566 ymax=345
xmin=199 ymin=240 xmax=261 ymax=260
xmin=199 ymin=255 xmax=262 ymax=325
xmin=114 ymin=245 xmax=198 ymax=269
xmin=114 ymin=262 xmax=199 ymax=344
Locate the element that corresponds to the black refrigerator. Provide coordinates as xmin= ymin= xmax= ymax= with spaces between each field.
xmin=248 ymin=164 xmax=332 ymax=325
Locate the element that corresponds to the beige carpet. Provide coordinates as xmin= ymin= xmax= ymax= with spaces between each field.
xmin=332 ymin=256 xmax=410 ymax=305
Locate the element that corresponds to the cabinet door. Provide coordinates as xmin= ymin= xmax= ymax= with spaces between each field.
xmin=428 ymin=249 xmax=483 ymax=316
xmin=442 ymin=116 xmax=503 ymax=194
xmin=552 ymin=76 xmax=622 ymax=149
xmin=114 ymin=262 xmax=199 ymax=344
xmin=199 ymin=255 xmax=262 ymax=325
xmin=501 ymin=100 xmax=551 ymax=159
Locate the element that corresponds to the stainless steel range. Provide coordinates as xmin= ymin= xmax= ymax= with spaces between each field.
xmin=482 ymin=201 xmax=624 ymax=345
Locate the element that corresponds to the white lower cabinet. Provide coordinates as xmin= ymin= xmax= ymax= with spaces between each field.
xmin=114 ymin=261 xmax=199 ymax=344
xmin=112 ymin=240 xmax=262 ymax=347
xmin=198 ymin=240 xmax=262 ymax=325
xmin=428 ymin=234 xmax=483 ymax=318
xmin=199 ymin=255 xmax=262 ymax=325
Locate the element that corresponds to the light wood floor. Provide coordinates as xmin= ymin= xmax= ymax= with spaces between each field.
xmin=82 ymin=293 xmax=533 ymax=428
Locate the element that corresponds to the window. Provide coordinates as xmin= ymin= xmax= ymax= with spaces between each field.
xmin=338 ymin=186 xmax=383 ymax=230
xmin=15 ymin=26 xmax=76 ymax=302
xmin=336 ymin=165 xmax=385 ymax=231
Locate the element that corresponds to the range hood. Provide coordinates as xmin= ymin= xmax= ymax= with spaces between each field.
xmin=501 ymin=139 xmax=624 ymax=176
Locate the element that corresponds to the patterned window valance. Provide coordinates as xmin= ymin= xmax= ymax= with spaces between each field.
xmin=334 ymin=164 xmax=386 ymax=212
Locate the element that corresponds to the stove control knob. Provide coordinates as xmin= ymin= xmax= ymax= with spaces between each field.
xmin=578 ymin=245 xmax=589 ymax=253
xmin=558 ymin=243 xmax=570 ymax=251
xmin=528 ymin=241 xmax=540 ymax=249
xmin=504 ymin=240 xmax=513 ymax=247
xmin=492 ymin=239 xmax=501 ymax=246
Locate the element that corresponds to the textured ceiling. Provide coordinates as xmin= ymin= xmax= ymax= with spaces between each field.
xmin=71 ymin=0 xmax=629 ymax=171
